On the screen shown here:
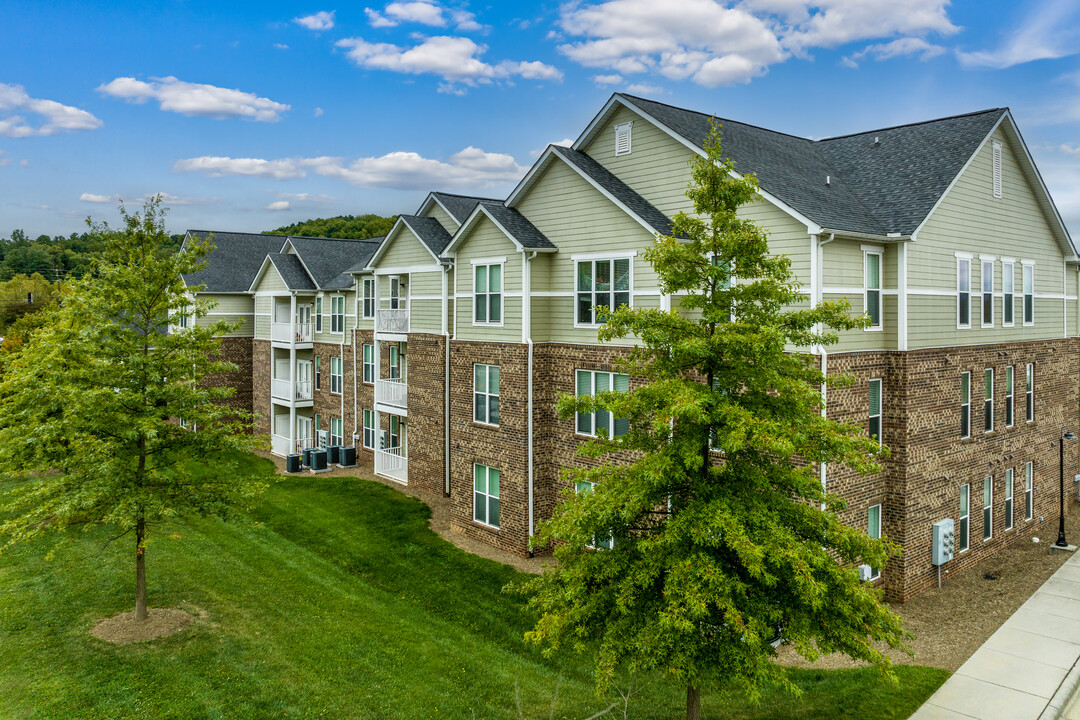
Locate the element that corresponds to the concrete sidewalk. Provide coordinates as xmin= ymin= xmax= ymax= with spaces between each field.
xmin=911 ymin=550 xmax=1080 ymax=720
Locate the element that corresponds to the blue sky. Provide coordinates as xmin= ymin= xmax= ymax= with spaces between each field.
xmin=1 ymin=0 xmax=1077 ymax=239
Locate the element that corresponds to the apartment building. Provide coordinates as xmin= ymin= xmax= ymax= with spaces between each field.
xmin=182 ymin=93 xmax=1078 ymax=601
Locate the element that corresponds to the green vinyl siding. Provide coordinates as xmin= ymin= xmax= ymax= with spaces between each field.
xmin=376 ymin=224 xmax=438 ymax=269
xmin=254 ymin=296 xmax=272 ymax=340
xmin=252 ymin=264 xmax=289 ymax=293
xmin=452 ymin=215 xmax=522 ymax=343
xmin=424 ymin=202 xmax=459 ymax=234
xmin=409 ymin=299 xmax=443 ymax=334
xmin=908 ymin=127 xmax=1069 ymax=349
xmin=820 ymin=239 xmax=893 ymax=352
xmin=205 ymin=294 xmax=254 ymax=314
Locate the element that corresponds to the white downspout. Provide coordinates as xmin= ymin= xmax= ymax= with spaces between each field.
xmin=523 ymin=250 xmax=537 ymax=545
xmin=817 ymin=234 xmax=835 ymax=497
xmin=373 ymin=274 xmax=380 ymax=465
xmin=352 ymin=280 xmax=359 ymax=444
xmin=289 ymin=293 xmax=297 ymax=454
xmin=443 ymin=263 xmax=451 ymax=496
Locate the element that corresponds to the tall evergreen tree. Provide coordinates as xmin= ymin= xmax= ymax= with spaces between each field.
xmin=0 ymin=200 xmax=270 ymax=620
xmin=518 ymin=127 xmax=908 ymax=719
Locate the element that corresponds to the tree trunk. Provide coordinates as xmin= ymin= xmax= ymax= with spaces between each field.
xmin=135 ymin=517 xmax=147 ymax=621
xmin=686 ymin=685 xmax=701 ymax=720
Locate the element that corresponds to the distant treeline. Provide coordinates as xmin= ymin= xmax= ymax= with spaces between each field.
xmin=0 ymin=229 xmax=185 ymax=282
xmin=265 ymin=214 xmax=397 ymax=240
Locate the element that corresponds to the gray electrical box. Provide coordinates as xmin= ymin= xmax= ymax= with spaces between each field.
xmin=932 ymin=518 xmax=955 ymax=566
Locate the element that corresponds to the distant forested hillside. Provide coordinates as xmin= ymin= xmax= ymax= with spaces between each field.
xmin=0 ymin=229 xmax=184 ymax=281
xmin=266 ymin=214 xmax=397 ymax=240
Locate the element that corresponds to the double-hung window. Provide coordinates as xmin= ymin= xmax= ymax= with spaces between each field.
xmin=576 ymin=370 xmax=629 ymax=440
xmin=981 ymin=259 xmax=994 ymax=327
xmin=959 ymin=484 xmax=970 ymax=553
xmin=1002 ymin=261 xmax=1015 ymax=326
xmin=576 ymin=480 xmax=614 ymax=550
xmin=473 ymin=464 xmax=500 ymax=528
xmin=1004 ymin=468 xmax=1014 ymax=531
xmin=362 ymin=344 xmax=374 ymax=384
xmin=577 ymin=257 xmax=631 ymax=326
xmin=1025 ymin=461 xmax=1034 ymax=521
xmin=1005 ymin=365 xmax=1014 ymax=427
xmin=362 ymin=409 xmax=375 ymax=450
xmin=865 ymin=249 xmax=882 ymax=330
xmin=867 ymin=504 xmax=881 ymax=580
xmin=868 ymin=378 xmax=882 ymax=444
xmin=389 ymin=276 xmax=402 ymax=310
xmin=389 ymin=344 xmax=401 ymax=381
xmin=388 ymin=415 xmax=401 ymax=449
xmin=473 ymin=364 xmax=500 ymax=426
xmin=960 ymin=372 xmax=971 ymax=439
xmin=1023 ymin=263 xmax=1034 ymax=325
xmin=362 ymin=278 xmax=375 ymax=319
xmin=331 ymin=295 xmax=344 ymax=333
xmin=330 ymin=356 xmax=342 ymax=394
xmin=315 ymin=296 xmax=323 ymax=333
xmin=314 ymin=355 xmax=322 ymax=391
xmin=983 ymin=476 xmax=993 ymax=541
xmin=474 ymin=263 xmax=502 ymax=324
xmin=984 ymin=368 xmax=994 ymax=433
xmin=1026 ymin=363 xmax=1034 ymax=422
xmin=330 ymin=417 xmax=343 ymax=447
xmin=957 ymin=256 xmax=971 ymax=328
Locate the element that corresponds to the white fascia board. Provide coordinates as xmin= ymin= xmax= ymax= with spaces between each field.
xmin=282 ymin=243 xmax=319 ymax=291
xmin=247 ymin=255 xmax=278 ymax=293
xmin=505 ymin=146 xmax=558 ymax=209
xmin=571 ymin=93 xmax=624 ymax=151
xmin=366 ymin=217 xmax=441 ymax=269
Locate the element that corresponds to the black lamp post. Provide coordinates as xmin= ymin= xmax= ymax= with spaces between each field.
xmin=1057 ymin=431 xmax=1076 ymax=548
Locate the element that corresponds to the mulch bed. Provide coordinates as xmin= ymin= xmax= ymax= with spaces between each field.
xmin=91 ymin=608 xmax=194 ymax=644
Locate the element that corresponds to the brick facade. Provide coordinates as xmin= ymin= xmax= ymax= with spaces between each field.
xmin=202 ymin=336 xmax=254 ymax=417
xmin=406 ymin=334 xmax=448 ymax=496
xmin=252 ymin=339 xmax=271 ymax=436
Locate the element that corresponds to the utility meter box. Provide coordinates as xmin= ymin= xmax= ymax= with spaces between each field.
xmin=932 ymin=518 xmax=955 ymax=566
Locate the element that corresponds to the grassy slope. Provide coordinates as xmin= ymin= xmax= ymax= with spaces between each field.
xmin=0 ymin=459 xmax=948 ymax=719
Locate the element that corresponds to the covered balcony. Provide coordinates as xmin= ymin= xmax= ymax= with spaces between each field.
xmin=374 ymin=446 xmax=407 ymax=484
xmin=377 ymin=308 xmax=409 ymax=334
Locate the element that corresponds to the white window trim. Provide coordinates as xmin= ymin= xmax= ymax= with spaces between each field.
xmin=1025 ymin=461 xmax=1034 ymax=521
xmin=959 ymin=483 xmax=970 ymax=553
xmin=1005 ymin=365 xmax=1015 ymax=428
xmin=1002 ymin=260 xmax=1015 ymax=327
xmin=473 ymin=261 xmax=505 ymax=328
xmin=473 ymin=363 xmax=500 ymax=427
xmin=614 ymin=121 xmax=632 ymax=157
xmin=981 ymin=258 xmax=995 ymax=328
xmin=362 ymin=409 xmax=375 ymax=450
xmin=1022 ymin=261 xmax=1035 ymax=327
xmin=863 ymin=247 xmax=883 ymax=332
xmin=1026 ymin=362 xmax=1035 ymax=423
xmin=574 ymin=256 xmax=635 ymax=329
xmin=868 ymin=378 xmax=882 ymax=445
xmin=330 ymin=417 xmax=343 ymax=447
xmin=575 ymin=369 xmax=629 ymax=440
xmin=362 ymin=278 xmax=375 ymax=320
xmin=960 ymin=371 xmax=971 ymax=440
xmin=330 ymin=355 xmax=343 ymax=395
xmin=867 ymin=504 xmax=882 ymax=581
xmin=1004 ymin=468 xmax=1014 ymax=531
xmin=362 ymin=344 xmax=375 ymax=386
xmin=983 ymin=476 xmax=993 ymax=541
xmin=571 ymin=250 xmax=638 ymax=263
xmin=330 ymin=294 xmax=345 ymax=335
xmin=469 ymin=256 xmax=508 ymax=266
xmin=984 ymin=367 xmax=994 ymax=434
xmin=473 ymin=463 xmax=501 ymax=530
xmin=315 ymin=295 xmax=323 ymax=333
xmin=957 ymin=256 xmax=972 ymax=330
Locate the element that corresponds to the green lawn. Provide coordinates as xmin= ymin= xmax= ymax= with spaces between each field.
xmin=0 ymin=456 xmax=948 ymax=719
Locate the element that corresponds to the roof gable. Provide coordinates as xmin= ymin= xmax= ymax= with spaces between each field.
xmin=181 ymin=231 xmax=287 ymax=293
xmin=367 ymin=216 xmax=446 ymax=269
xmin=284 ymin=236 xmax=381 ymax=290
xmin=443 ymin=200 xmax=556 ymax=256
xmin=248 ymin=253 xmax=316 ymax=293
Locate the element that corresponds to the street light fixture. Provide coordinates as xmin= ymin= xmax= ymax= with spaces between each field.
xmin=1057 ymin=431 xmax=1076 ymax=548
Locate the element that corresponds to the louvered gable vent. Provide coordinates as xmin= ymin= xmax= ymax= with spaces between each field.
xmin=992 ymin=141 xmax=1002 ymax=199
xmin=614 ymin=121 xmax=632 ymax=156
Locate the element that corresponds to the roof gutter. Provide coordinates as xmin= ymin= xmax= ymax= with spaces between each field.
xmin=818 ymin=228 xmax=912 ymax=243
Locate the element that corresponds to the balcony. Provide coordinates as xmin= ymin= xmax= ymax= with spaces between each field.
xmin=271 ymin=435 xmax=314 ymax=457
xmin=375 ymin=446 xmax=407 ymax=484
xmin=377 ymin=308 xmax=409 ymax=334
xmin=375 ymin=378 xmax=408 ymax=411
xmin=271 ymin=322 xmax=312 ymax=345
xmin=272 ymin=378 xmax=313 ymax=403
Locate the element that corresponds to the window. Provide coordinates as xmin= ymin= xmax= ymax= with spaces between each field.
xmin=314 ymin=355 xmax=321 ymax=391
xmin=314 ymin=413 xmax=321 ymax=446
xmin=983 ymin=476 xmax=993 ymax=541
xmin=363 ymin=410 xmax=375 ymax=450
xmin=389 ymin=344 xmax=401 ymax=381
xmin=389 ymin=276 xmax=402 ymax=310
xmin=363 ymin=344 xmax=374 ymax=384
xmin=1003 ymin=261 xmax=1014 ymax=325
xmin=1026 ymin=363 xmax=1034 ymax=422
xmin=330 ymin=417 xmax=343 ymax=447
xmin=576 ymin=481 xmax=614 ymax=550
xmin=865 ymin=250 xmax=882 ymax=330
xmin=959 ymin=484 xmax=970 ymax=553
xmin=577 ymin=258 xmax=631 ymax=326
xmin=474 ymin=264 xmax=502 ymax=324
xmin=331 ymin=295 xmax=344 ymax=333
xmin=576 ymin=370 xmax=630 ymax=440
xmin=1023 ymin=263 xmax=1034 ymax=325
xmin=960 ymin=372 xmax=970 ymax=439
xmin=981 ymin=260 xmax=994 ymax=327
xmin=473 ymin=464 xmax=500 ymax=528
xmin=315 ymin=296 xmax=323 ymax=333
xmin=1005 ymin=468 xmax=1014 ymax=531
xmin=868 ymin=378 xmax=882 ymax=444
xmin=1025 ymin=461 xmax=1034 ymax=521
xmin=867 ymin=504 xmax=881 ymax=580
xmin=362 ymin=278 xmax=375 ymax=319
xmin=1005 ymin=365 xmax=1014 ymax=427
xmin=984 ymin=368 xmax=993 ymax=433
xmin=614 ymin=121 xmax=632 ymax=156
xmin=330 ymin=356 xmax=342 ymax=394
xmin=388 ymin=415 xmax=401 ymax=449
xmin=992 ymin=141 xmax=1002 ymax=199
xmin=957 ymin=257 xmax=971 ymax=328
xmin=473 ymin=364 xmax=500 ymax=426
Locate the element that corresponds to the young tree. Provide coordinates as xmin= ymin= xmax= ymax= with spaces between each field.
xmin=518 ymin=127 xmax=908 ymax=719
xmin=0 ymin=199 xmax=270 ymax=621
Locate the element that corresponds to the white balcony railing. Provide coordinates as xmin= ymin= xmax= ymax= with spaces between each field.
xmin=377 ymin=308 xmax=409 ymax=334
xmin=295 ymin=380 xmax=313 ymax=401
xmin=375 ymin=378 xmax=408 ymax=409
xmin=271 ymin=378 xmax=291 ymax=402
xmin=271 ymin=322 xmax=313 ymax=344
xmin=375 ymin=446 xmax=407 ymax=484
xmin=271 ymin=434 xmax=291 ymax=457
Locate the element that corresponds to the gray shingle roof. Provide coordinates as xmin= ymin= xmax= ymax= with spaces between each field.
xmin=550 ymin=144 xmax=674 ymax=236
xmin=431 ymin=192 xmax=500 ymax=224
xmin=346 ymin=236 xmax=385 ymax=274
xmin=400 ymin=215 xmax=453 ymax=257
xmin=286 ymin=236 xmax=382 ymax=289
xmin=475 ymin=200 xmax=556 ymax=250
xmin=181 ymin=231 xmax=286 ymax=292
xmin=618 ymin=94 xmax=1007 ymax=236
xmin=266 ymin=253 xmax=316 ymax=291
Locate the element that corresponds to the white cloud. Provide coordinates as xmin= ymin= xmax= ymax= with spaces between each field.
xmin=273 ymin=192 xmax=336 ymax=204
xmin=293 ymin=10 xmax=335 ymax=30
xmin=0 ymin=150 xmax=8 ymax=167
xmin=336 ymin=35 xmax=562 ymax=90
xmin=625 ymin=82 xmax=663 ymax=95
xmin=266 ymin=200 xmax=291 ymax=210
xmin=19 ymin=159 xmax=29 ymax=167
xmin=842 ymin=37 xmax=946 ymax=68
xmin=0 ymin=83 xmax=102 ymax=137
xmin=97 ymin=76 xmax=290 ymax=122
xmin=1060 ymin=144 xmax=1080 ymax=157
xmin=365 ymin=8 xmax=399 ymax=27
xmin=314 ymin=107 xmax=324 ymax=117
xmin=274 ymin=43 xmax=290 ymax=50
xmin=956 ymin=0 xmax=1080 ymax=69
xmin=80 ymin=193 xmax=114 ymax=203
xmin=80 ymin=191 xmax=218 ymax=206
xmin=451 ymin=9 xmax=486 ymax=32
xmin=175 ymin=146 xmax=528 ymax=190
xmin=556 ymin=0 xmax=960 ymax=86
xmin=592 ymin=74 xmax=623 ymax=85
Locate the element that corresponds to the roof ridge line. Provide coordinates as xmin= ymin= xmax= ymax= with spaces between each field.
xmin=817 ymin=108 xmax=1007 ymax=142
xmin=617 ymin=93 xmax=814 ymax=143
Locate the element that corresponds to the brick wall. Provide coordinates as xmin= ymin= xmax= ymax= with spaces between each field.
xmin=406 ymin=333 xmax=448 ymax=496
xmin=353 ymin=329 xmax=375 ymax=458
xmin=312 ymin=342 xmax=349 ymax=445
xmin=202 ymin=336 xmax=254 ymax=416
xmin=252 ymin=339 xmax=271 ymax=437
